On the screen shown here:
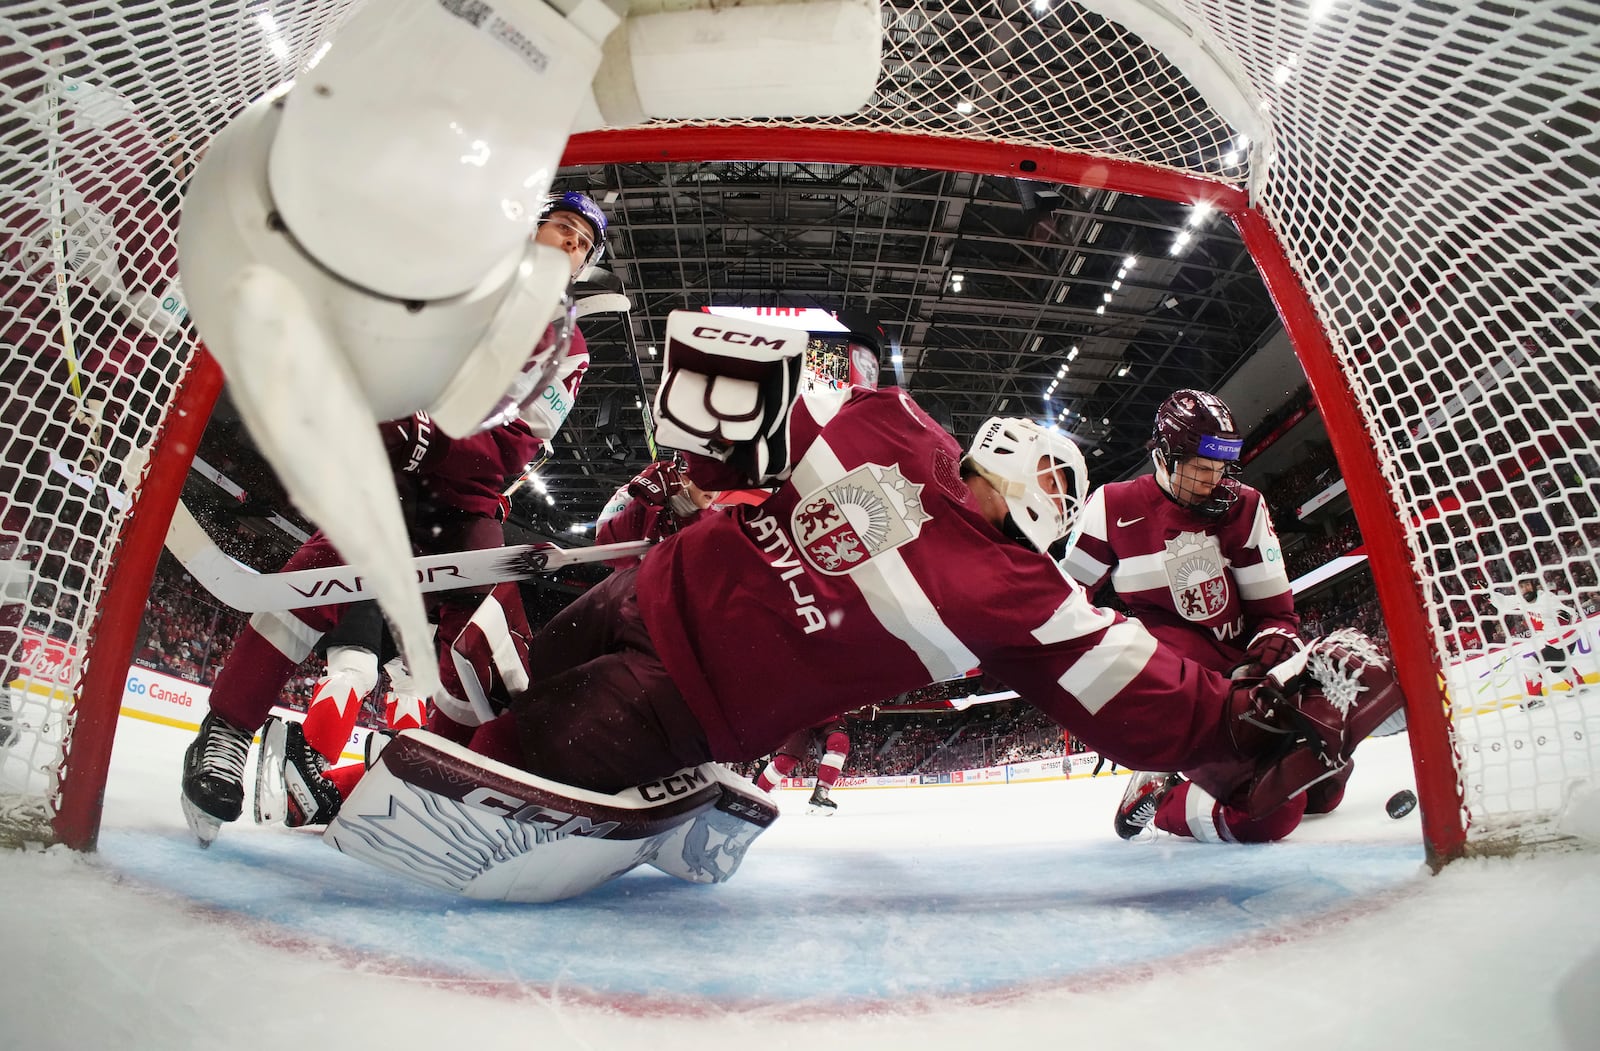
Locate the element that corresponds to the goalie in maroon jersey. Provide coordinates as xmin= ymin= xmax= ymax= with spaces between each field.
xmin=1061 ymin=389 xmax=1346 ymax=844
xmin=304 ymin=313 xmax=1404 ymax=902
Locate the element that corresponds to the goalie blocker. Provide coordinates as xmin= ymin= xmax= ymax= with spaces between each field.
xmin=653 ymin=312 xmax=806 ymax=485
xmin=324 ymin=731 xmax=779 ymax=903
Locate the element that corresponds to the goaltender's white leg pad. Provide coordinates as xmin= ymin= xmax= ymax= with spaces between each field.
xmin=322 ymin=731 xmax=776 ymax=902
xmin=647 ymin=763 xmax=779 ymax=884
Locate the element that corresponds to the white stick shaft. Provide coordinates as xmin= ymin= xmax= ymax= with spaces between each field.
xmin=164 ymin=502 xmax=651 ymax=613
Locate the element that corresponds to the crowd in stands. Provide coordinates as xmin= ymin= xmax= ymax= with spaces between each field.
xmin=1283 ymin=519 xmax=1363 ymax=580
xmin=923 ymin=703 xmax=1075 ymax=771
xmin=135 ymin=553 xmax=326 ymax=712
xmin=735 ymin=701 xmax=1084 ymax=783
xmin=1261 ymin=438 xmax=1342 ymax=531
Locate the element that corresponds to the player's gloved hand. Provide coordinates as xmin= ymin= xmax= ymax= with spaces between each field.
xmin=627 ymin=455 xmax=688 ymax=506
xmin=382 ymin=411 xmax=443 ymax=476
xmin=627 ymin=456 xmax=701 ymax=534
xmin=1230 ymin=626 xmax=1305 ymax=681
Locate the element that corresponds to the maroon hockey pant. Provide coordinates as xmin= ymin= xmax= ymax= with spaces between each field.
xmin=470 ymin=565 xmax=712 ymax=795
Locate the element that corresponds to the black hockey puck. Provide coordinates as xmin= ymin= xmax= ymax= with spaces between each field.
xmin=1386 ymin=789 xmax=1418 ymax=819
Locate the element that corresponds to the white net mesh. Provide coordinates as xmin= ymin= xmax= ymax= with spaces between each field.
xmin=0 ymin=3 xmax=355 ymax=841
xmin=2 ymin=0 xmax=1596 ymax=853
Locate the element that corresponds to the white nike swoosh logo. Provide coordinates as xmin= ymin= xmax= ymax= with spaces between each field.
xmin=1116 ymin=516 xmax=1145 ymax=527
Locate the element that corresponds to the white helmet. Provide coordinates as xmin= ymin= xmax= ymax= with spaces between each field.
xmin=965 ymin=418 xmax=1089 ymax=553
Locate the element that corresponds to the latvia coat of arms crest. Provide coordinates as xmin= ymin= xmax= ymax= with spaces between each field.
xmin=792 ymin=463 xmax=932 ymax=575
xmin=1163 ymin=531 xmax=1230 ymax=621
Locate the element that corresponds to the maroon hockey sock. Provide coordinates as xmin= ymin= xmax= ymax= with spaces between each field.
xmin=426 ymin=706 xmax=476 ymax=746
xmin=207 ymin=627 xmax=306 ymax=733
xmin=1154 ymin=779 xmax=1308 ymax=843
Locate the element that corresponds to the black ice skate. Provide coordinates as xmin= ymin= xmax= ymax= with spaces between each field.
xmin=1114 ymin=771 xmax=1181 ymax=840
xmin=181 ymin=712 xmax=253 ymax=848
xmin=280 ymin=718 xmax=343 ymax=828
xmin=807 ymin=783 xmax=838 ymax=815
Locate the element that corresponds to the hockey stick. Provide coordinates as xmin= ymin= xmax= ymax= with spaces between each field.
xmin=164 ymin=501 xmax=653 ymax=613
xmin=573 ymin=271 xmax=658 ymax=460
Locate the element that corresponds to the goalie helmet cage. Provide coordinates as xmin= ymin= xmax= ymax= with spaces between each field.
xmin=2 ymin=2 xmax=1596 ymax=864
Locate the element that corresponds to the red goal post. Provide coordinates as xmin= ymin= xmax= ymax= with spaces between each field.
xmin=4 ymin=1 xmax=1596 ymax=864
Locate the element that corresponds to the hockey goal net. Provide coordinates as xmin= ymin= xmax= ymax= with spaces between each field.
xmin=3 ymin=1 xmax=1597 ymax=863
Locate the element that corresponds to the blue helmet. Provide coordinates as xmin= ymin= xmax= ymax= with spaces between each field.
xmin=541 ymin=191 xmax=607 ymax=265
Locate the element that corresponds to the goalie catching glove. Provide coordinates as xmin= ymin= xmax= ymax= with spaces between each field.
xmin=653 ymin=311 xmax=806 ymax=486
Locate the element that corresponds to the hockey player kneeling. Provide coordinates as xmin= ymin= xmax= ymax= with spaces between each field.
xmin=325 ymin=731 xmax=777 ymax=903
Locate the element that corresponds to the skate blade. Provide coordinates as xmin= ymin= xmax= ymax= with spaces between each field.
xmin=180 ymin=793 xmax=223 ymax=849
xmin=254 ymin=717 xmax=288 ymax=824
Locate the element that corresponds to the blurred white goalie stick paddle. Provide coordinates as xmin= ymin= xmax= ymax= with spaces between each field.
xmin=163 ymin=501 xmax=652 ymax=612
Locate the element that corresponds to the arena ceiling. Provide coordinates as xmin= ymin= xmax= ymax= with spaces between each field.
xmin=194 ymin=160 xmax=1285 ymax=554
xmin=514 ymin=159 xmax=1286 ymax=539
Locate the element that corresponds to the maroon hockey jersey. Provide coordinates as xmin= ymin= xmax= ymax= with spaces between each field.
xmin=390 ymin=328 xmax=588 ymax=519
xmin=594 ymin=478 xmax=711 ymax=569
xmin=636 ymin=387 xmax=1239 ymax=773
xmin=1060 ymin=474 xmax=1297 ymax=671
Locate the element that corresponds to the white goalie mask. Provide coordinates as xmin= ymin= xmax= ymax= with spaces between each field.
xmin=964 ymin=418 xmax=1089 ymax=554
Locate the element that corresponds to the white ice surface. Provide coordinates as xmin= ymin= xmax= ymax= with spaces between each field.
xmin=3 ymin=717 xmax=1598 ymax=1051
